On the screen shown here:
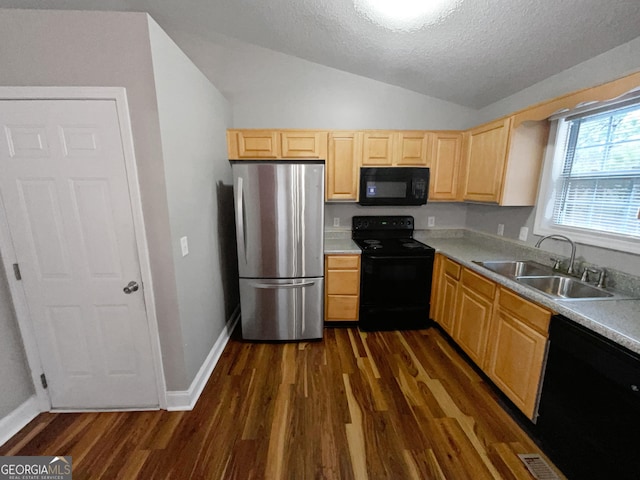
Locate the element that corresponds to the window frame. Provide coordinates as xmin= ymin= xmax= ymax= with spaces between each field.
xmin=534 ymin=102 xmax=640 ymax=254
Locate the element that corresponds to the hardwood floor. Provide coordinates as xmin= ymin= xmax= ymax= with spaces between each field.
xmin=0 ymin=326 xmax=564 ymax=479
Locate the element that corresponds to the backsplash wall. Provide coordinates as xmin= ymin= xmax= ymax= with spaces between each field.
xmin=326 ymin=201 xmax=640 ymax=277
xmin=465 ymin=203 xmax=640 ymax=277
xmin=324 ymin=202 xmax=468 ymax=230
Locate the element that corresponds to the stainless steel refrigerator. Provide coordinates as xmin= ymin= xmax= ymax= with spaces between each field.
xmin=231 ymin=161 xmax=325 ymax=340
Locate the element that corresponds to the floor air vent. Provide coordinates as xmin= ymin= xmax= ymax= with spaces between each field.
xmin=517 ymin=454 xmax=560 ymax=480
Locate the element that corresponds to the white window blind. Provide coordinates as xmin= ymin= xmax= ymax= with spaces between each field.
xmin=552 ymin=102 xmax=640 ymax=238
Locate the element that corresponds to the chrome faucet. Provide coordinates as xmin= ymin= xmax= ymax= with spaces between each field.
xmin=535 ymin=234 xmax=577 ymax=275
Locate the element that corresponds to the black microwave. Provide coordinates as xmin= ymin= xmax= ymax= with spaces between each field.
xmin=358 ymin=167 xmax=430 ymax=206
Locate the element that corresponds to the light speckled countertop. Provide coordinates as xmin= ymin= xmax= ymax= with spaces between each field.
xmin=324 ymin=228 xmax=361 ymax=254
xmin=324 ymin=238 xmax=361 ymax=254
xmin=418 ymin=233 xmax=640 ymax=355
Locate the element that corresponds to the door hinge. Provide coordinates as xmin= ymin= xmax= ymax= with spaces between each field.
xmin=40 ymin=373 xmax=48 ymax=389
xmin=13 ymin=263 xmax=21 ymax=280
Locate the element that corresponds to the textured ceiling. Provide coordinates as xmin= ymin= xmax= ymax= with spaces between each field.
xmin=2 ymin=0 xmax=640 ymax=108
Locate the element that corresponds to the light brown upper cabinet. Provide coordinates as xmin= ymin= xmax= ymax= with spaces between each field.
xmin=281 ymin=131 xmax=327 ymax=159
xmin=227 ymin=130 xmax=327 ymax=160
xmin=362 ymin=131 xmax=430 ymax=167
xmin=461 ymin=117 xmax=549 ymax=205
xmin=429 ymin=132 xmax=462 ymax=201
xmin=395 ymin=131 xmax=430 ymax=166
xmin=362 ymin=131 xmax=395 ymax=166
xmin=327 ymin=131 xmax=362 ymax=201
xmin=228 ymin=130 xmax=281 ymax=159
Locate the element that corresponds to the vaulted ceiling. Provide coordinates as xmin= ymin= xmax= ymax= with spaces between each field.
xmin=2 ymin=0 xmax=640 ymax=108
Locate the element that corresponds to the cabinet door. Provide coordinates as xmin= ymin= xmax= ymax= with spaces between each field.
xmin=430 ymin=132 xmax=462 ymax=201
xmin=396 ymin=131 xmax=430 ymax=166
xmin=485 ymin=307 xmax=548 ymax=419
xmin=438 ymin=274 xmax=459 ymax=336
xmin=281 ymin=131 xmax=327 ymax=159
xmin=430 ymin=254 xmax=442 ymax=319
xmin=453 ymin=270 xmax=495 ymax=366
xmin=463 ymin=118 xmax=511 ymax=202
xmin=327 ymin=132 xmax=362 ymax=201
xmin=362 ymin=131 xmax=394 ymax=166
xmin=232 ymin=130 xmax=281 ymax=158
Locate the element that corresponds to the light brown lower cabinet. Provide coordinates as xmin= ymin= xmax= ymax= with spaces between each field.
xmin=325 ymin=254 xmax=360 ymax=321
xmin=453 ymin=268 xmax=496 ymax=367
xmin=485 ymin=288 xmax=551 ymax=419
xmin=431 ymin=254 xmax=552 ymax=420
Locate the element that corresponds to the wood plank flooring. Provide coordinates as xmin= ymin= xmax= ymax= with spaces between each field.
xmin=0 ymin=326 xmax=564 ymax=479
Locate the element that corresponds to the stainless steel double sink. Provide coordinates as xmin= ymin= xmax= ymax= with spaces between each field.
xmin=473 ymin=260 xmax=617 ymax=301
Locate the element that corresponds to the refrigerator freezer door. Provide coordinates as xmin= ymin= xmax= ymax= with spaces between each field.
xmin=233 ymin=162 xmax=324 ymax=279
xmin=239 ymin=277 xmax=324 ymax=340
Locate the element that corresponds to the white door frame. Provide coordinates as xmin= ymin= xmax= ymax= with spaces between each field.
xmin=0 ymin=87 xmax=167 ymax=411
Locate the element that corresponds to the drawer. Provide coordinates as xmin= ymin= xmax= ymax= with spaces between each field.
xmin=498 ymin=287 xmax=551 ymax=334
xmin=461 ymin=267 xmax=496 ymax=299
xmin=326 ymin=295 xmax=359 ymax=320
xmin=442 ymin=256 xmax=461 ymax=279
xmin=326 ymin=255 xmax=360 ymax=270
xmin=326 ymin=270 xmax=360 ymax=295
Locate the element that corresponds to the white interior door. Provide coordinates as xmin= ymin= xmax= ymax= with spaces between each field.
xmin=0 ymin=99 xmax=159 ymax=409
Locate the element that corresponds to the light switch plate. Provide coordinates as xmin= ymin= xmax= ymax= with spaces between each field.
xmin=519 ymin=227 xmax=529 ymax=241
xmin=333 ymin=217 xmax=340 ymax=227
xmin=180 ymin=236 xmax=189 ymax=256
xmin=428 ymin=216 xmax=435 ymax=227
xmin=497 ymin=224 xmax=505 ymax=236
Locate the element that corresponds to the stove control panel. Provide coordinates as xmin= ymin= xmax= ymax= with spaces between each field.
xmin=353 ymin=216 xmax=414 ymax=231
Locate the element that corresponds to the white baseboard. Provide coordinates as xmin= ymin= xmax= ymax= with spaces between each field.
xmin=0 ymin=395 xmax=40 ymax=448
xmin=166 ymin=306 xmax=240 ymax=411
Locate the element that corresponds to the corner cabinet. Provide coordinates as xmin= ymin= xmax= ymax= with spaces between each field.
xmin=461 ymin=116 xmax=549 ymax=206
xmin=325 ymin=254 xmax=361 ymax=321
xmin=431 ymin=254 xmax=552 ymax=420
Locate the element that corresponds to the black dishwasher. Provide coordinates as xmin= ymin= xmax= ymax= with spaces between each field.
xmin=536 ymin=315 xmax=640 ymax=480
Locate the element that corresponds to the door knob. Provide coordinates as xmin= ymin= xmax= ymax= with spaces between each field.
xmin=123 ymin=281 xmax=139 ymax=294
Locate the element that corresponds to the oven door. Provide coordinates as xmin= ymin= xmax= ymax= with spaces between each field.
xmin=359 ymin=254 xmax=434 ymax=330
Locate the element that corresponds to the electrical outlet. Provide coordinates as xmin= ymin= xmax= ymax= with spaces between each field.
xmin=497 ymin=224 xmax=505 ymax=236
xmin=180 ymin=236 xmax=189 ymax=256
xmin=333 ymin=217 xmax=340 ymax=227
xmin=427 ymin=216 xmax=435 ymax=227
xmin=519 ymin=227 xmax=529 ymax=241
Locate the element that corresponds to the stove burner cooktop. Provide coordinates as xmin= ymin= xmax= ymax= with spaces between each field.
xmin=354 ymin=237 xmax=433 ymax=256
xmin=352 ymin=215 xmax=434 ymax=256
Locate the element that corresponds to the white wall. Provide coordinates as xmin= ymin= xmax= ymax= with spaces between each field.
xmin=162 ymin=29 xmax=476 ymax=249
xmin=475 ymin=36 xmax=640 ymax=125
xmin=164 ymin=30 xmax=478 ymax=130
xmin=0 ymin=254 xmax=33 ymax=419
xmin=0 ymin=9 xmax=186 ymax=390
xmin=148 ymin=19 xmax=238 ymax=386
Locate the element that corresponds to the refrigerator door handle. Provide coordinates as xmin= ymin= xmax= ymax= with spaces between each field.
xmin=250 ymin=281 xmax=316 ymax=289
xmin=235 ymin=176 xmax=247 ymax=265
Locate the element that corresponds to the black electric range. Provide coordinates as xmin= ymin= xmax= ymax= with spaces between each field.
xmin=352 ymin=216 xmax=435 ymax=331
